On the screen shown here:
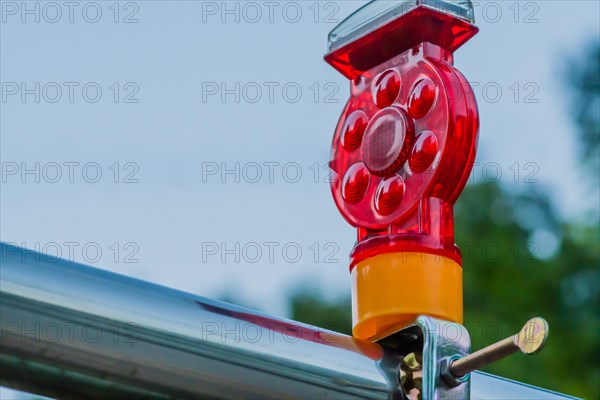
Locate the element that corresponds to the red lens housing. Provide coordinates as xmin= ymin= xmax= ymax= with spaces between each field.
xmin=326 ymin=5 xmax=479 ymax=270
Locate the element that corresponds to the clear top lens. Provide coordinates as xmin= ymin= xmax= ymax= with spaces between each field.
xmin=328 ymin=0 xmax=475 ymax=52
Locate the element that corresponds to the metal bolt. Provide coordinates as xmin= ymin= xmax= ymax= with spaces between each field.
xmin=399 ymin=352 xmax=423 ymax=400
xmin=449 ymin=317 xmax=549 ymax=379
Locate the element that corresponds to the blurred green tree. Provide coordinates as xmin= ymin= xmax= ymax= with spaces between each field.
xmin=288 ymin=287 xmax=352 ymax=334
xmin=458 ymin=183 xmax=599 ymax=398
xmin=289 ymin=40 xmax=599 ymax=399
xmin=565 ymin=40 xmax=600 ymax=179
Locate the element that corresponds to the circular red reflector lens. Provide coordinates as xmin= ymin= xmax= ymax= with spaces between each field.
xmin=361 ymin=107 xmax=413 ymax=177
xmin=375 ymin=176 xmax=405 ymax=215
xmin=342 ymin=163 xmax=370 ymax=203
xmin=408 ymin=78 xmax=436 ymax=119
xmin=373 ymin=70 xmax=401 ymax=108
xmin=341 ymin=110 xmax=369 ymax=151
xmin=409 ymin=131 xmax=439 ymax=173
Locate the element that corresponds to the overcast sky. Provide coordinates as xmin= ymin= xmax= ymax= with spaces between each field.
xmin=1 ymin=0 xmax=599 ymax=342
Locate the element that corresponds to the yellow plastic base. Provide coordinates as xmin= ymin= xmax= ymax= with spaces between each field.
xmin=351 ymin=252 xmax=463 ymax=341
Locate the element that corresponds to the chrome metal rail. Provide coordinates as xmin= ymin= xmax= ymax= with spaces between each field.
xmin=0 ymin=243 xmax=576 ymax=399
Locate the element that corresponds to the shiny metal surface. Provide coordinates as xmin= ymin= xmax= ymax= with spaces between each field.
xmin=0 ymin=243 xmax=401 ymax=399
xmin=471 ymin=372 xmax=579 ymax=400
xmin=0 ymin=243 xmax=579 ymax=399
xmin=396 ymin=317 xmax=470 ymax=399
xmin=418 ymin=316 xmax=471 ymax=399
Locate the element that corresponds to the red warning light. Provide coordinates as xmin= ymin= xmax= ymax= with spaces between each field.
xmin=325 ymin=0 xmax=480 ymax=341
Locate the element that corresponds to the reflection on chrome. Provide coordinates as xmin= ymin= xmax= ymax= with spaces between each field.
xmin=0 ymin=243 xmax=577 ymax=399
